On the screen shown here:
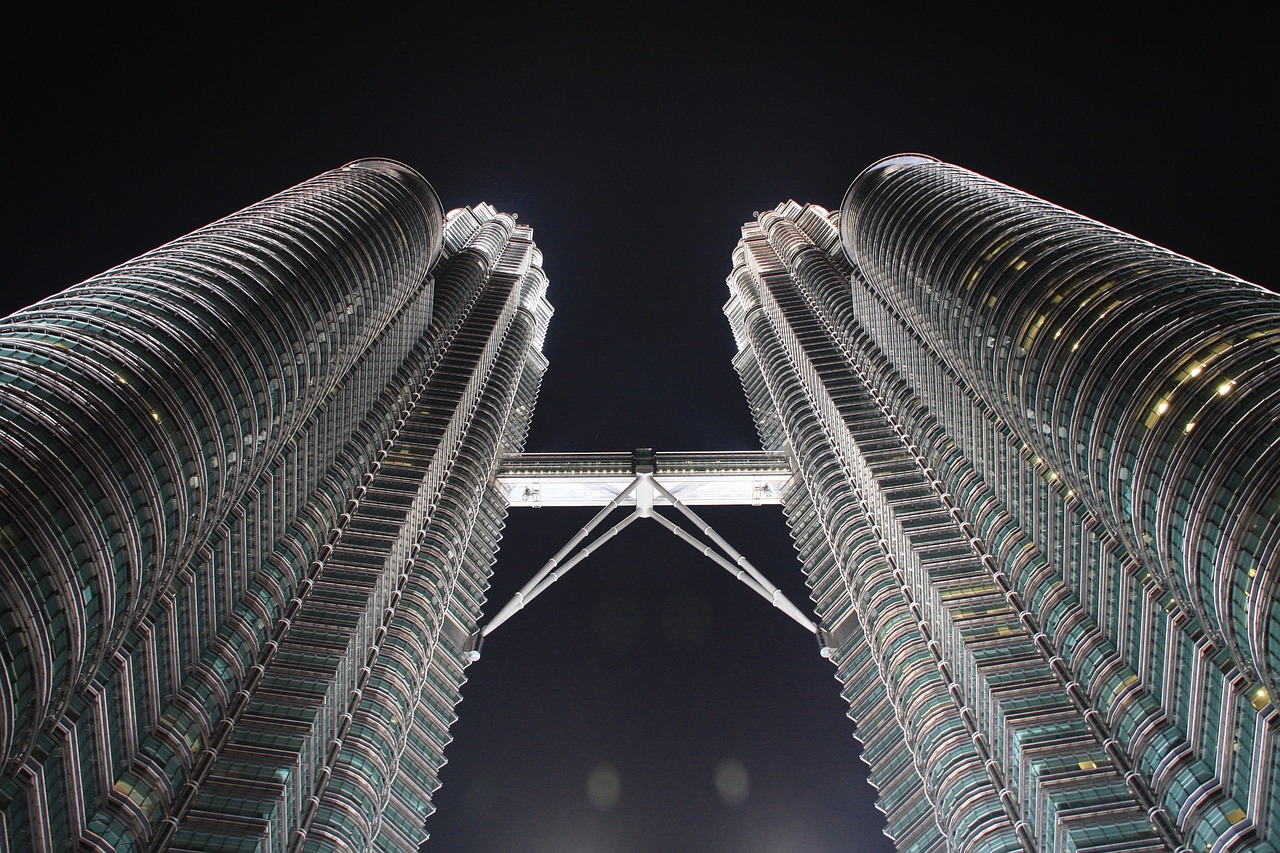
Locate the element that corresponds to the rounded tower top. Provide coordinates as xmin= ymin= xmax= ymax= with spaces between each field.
xmin=343 ymin=158 xmax=445 ymax=265
xmin=840 ymin=154 xmax=939 ymax=266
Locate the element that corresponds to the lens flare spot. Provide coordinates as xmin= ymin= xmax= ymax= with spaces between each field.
xmin=715 ymin=758 xmax=750 ymax=806
xmin=586 ymin=762 xmax=621 ymax=811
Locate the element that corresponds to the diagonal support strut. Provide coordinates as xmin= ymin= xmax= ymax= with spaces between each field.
xmin=481 ymin=476 xmax=642 ymax=638
xmin=648 ymin=478 xmax=817 ymax=633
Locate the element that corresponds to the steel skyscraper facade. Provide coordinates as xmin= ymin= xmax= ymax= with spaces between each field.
xmin=3 ymin=151 xmax=1278 ymax=853
xmin=725 ymin=155 xmax=1278 ymax=851
xmin=0 ymin=161 xmax=552 ymax=850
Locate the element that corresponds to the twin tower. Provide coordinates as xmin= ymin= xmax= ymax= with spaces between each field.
xmin=1 ymin=156 xmax=1278 ymax=851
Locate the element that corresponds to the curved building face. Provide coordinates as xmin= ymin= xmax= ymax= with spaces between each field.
xmin=0 ymin=163 xmax=552 ymax=850
xmin=726 ymin=159 xmax=1279 ymax=851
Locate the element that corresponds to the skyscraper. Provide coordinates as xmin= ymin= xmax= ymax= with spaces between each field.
xmin=724 ymin=155 xmax=1279 ymax=851
xmin=3 ymin=150 xmax=1276 ymax=853
xmin=0 ymin=161 xmax=552 ymax=850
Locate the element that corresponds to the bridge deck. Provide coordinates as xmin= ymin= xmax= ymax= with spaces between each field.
xmin=495 ymin=450 xmax=794 ymax=506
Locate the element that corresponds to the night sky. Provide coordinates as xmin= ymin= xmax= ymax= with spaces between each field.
xmin=6 ymin=8 xmax=1273 ymax=852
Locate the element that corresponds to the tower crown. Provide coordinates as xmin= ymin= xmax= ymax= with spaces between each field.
xmin=839 ymin=152 xmax=938 ymax=264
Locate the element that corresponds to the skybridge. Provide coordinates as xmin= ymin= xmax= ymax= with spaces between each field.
xmin=495 ymin=448 xmax=794 ymax=507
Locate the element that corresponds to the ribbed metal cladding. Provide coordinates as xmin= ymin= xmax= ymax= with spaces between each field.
xmin=137 ymin=204 xmax=553 ymax=853
xmin=727 ymin=205 xmax=1030 ymax=852
xmin=726 ymin=194 xmax=1280 ymax=850
xmin=842 ymin=156 xmax=1280 ymax=701
xmin=0 ymin=160 xmax=443 ymax=770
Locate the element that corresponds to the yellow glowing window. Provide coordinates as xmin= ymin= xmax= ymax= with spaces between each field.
xmin=1145 ymin=396 xmax=1175 ymax=428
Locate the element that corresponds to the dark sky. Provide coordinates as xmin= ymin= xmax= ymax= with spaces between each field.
xmin=5 ymin=8 xmax=1273 ymax=852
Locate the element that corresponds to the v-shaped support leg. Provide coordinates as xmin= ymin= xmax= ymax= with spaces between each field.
xmin=477 ymin=469 xmax=832 ymax=660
